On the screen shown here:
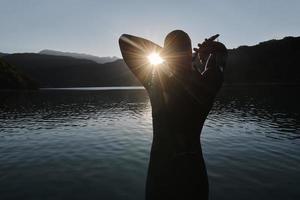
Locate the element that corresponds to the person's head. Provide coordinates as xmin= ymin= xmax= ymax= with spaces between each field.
xmin=163 ymin=30 xmax=192 ymax=72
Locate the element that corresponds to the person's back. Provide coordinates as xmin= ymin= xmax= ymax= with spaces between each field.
xmin=119 ymin=30 xmax=227 ymax=200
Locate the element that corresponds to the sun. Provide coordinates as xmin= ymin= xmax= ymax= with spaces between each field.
xmin=147 ymin=52 xmax=164 ymax=66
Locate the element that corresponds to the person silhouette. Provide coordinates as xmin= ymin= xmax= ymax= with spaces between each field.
xmin=119 ymin=30 xmax=227 ymax=200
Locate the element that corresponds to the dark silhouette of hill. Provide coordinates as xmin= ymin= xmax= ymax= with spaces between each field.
xmin=225 ymin=36 xmax=300 ymax=84
xmin=0 ymin=52 xmax=8 ymax=58
xmin=2 ymin=53 xmax=139 ymax=87
xmin=39 ymin=49 xmax=119 ymax=64
xmin=0 ymin=58 xmax=38 ymax=89
xmin=1 ymin=36 xmax=299 ymax=87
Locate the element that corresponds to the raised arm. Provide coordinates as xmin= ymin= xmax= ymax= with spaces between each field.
xmin=119 ymin=34 xmax=163 ymax=88
xmin=192 ymin=40 xmax=228 ymax=98
xmin=200 ymin=52 xmax=226 ymax=95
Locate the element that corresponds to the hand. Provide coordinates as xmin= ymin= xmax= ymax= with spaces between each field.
xmin=193 ymin=34 xmax=227 ymax=64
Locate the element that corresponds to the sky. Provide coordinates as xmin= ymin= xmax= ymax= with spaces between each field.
xmin=0 ymin=0 xmax=299 ymax=57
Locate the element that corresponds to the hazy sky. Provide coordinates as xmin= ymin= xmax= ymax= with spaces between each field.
xmin=1 ymin=0 xmax=299 ymax=57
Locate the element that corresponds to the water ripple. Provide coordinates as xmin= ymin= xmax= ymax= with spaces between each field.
xmin=0 ymin=87 xmax=299 ymax=200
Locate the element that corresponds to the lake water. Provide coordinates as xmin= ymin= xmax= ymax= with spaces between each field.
xmin=0 ymin=86 xmax=299 ymax=200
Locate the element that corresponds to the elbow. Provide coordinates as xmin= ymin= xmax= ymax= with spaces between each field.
xmin=118 ymin=34 xmax=125 ymax=47
xmin=119 ymin=34 xmax=130 ymax=47
xmin=119 ymin=34 xmax=130 ymax=58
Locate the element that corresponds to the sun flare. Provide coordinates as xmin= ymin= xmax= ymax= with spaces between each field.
xmin=147 ymin=53 xmax=164 ymax=66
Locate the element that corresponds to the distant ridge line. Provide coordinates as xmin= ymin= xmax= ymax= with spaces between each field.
xmin=39 ymin=49 xmax=119 ymax=64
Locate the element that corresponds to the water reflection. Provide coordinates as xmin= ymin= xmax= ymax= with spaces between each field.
xmin=0 ymin=86 xmax=299 ymax=200
xmin=0 ymin=90 xmax=151 ymax=131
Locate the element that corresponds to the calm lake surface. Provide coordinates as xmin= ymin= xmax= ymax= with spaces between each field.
xmin=0 ymin=86 xmax=299 ymax=200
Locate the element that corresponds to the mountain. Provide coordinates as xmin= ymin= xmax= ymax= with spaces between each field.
xmin=39 ymin=49 xmax=119 ymax=64
xmin=1 ymin=36 xmax=299 ymax=88
xmin=0 ymin=52 xmax=8 ymax=58
xmin=0 ymin=58 xmax=38 ymax=89
xmin=225 ymin=36 xmax=300 ymax=84
xmin=2 ymin=53 xmax=139 ymax=87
